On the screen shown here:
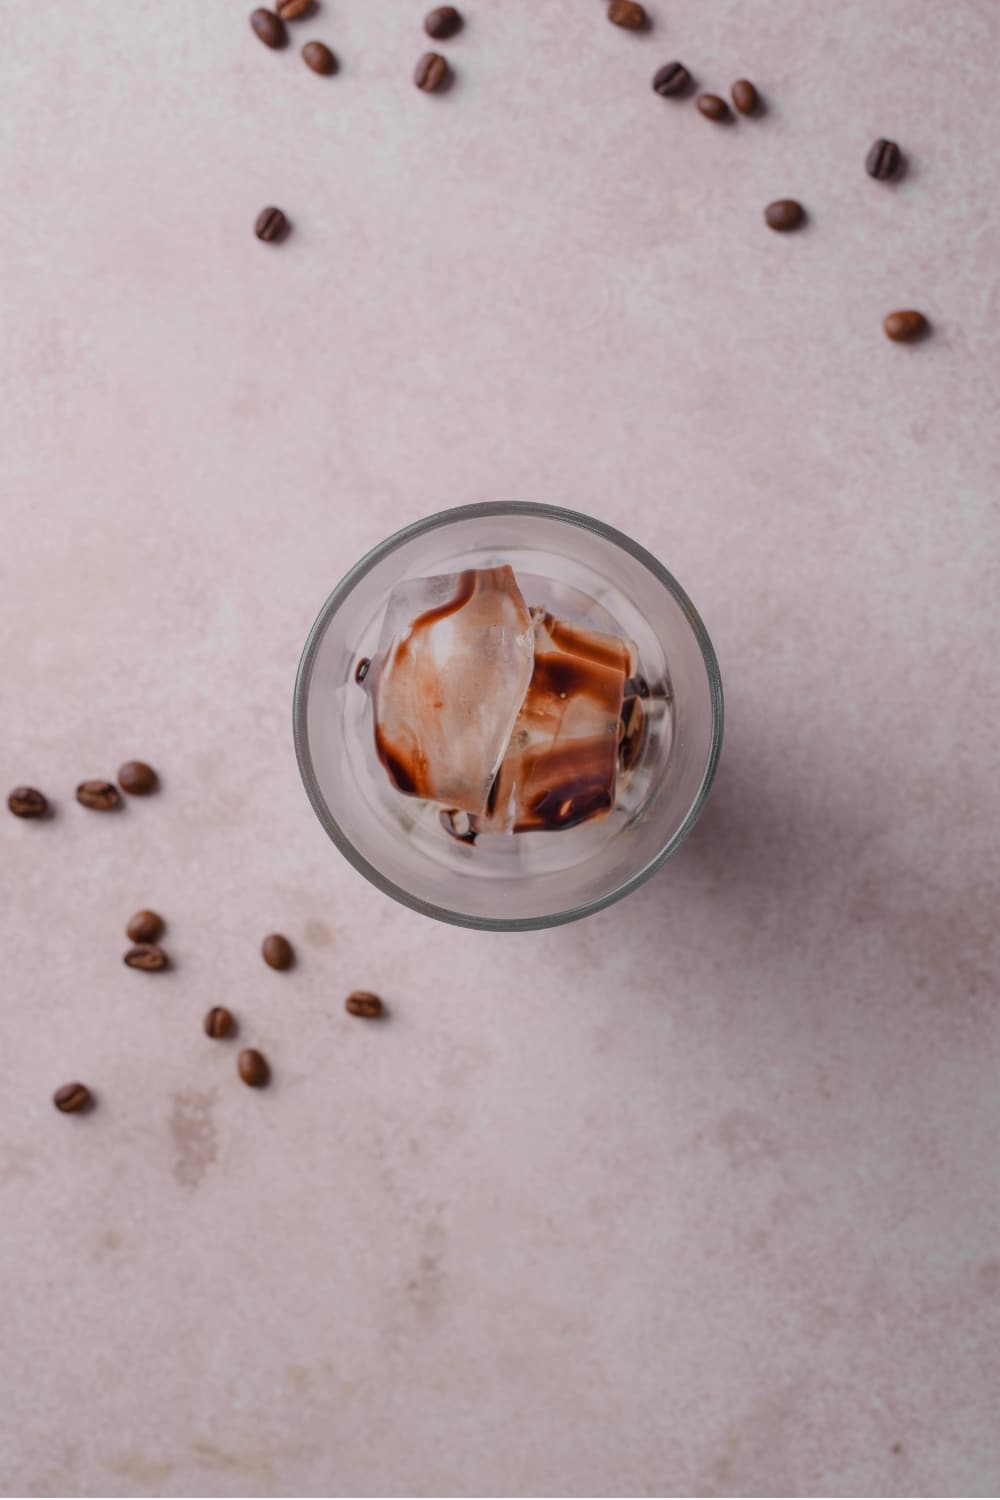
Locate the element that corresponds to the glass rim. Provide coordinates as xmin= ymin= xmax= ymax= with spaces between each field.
xmin=293 ymin=501 xmax=725 ymax=931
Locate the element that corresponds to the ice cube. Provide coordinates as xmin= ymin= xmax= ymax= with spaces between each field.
xmin=472 ymin=608 xmax=636 ymax=834
xmin=618 ymin=676 xmax=649 ymax=775
xmin=366 ymin=566 xmax=534 ymax=815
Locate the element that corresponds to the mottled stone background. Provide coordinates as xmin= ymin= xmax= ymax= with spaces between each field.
xmin=2 ymin=1 xmax=999 ymax=1495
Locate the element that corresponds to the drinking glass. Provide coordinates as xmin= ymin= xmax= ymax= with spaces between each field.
xmin=294 ymin=503 xmax=723 ymax=930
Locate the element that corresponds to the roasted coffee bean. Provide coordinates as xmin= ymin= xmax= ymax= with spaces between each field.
xmin=608 ymin=0 xmax=647 ymax=29
xmin=54 ymin=1082 xmax=92 ymax=1114
xmin=345 ymin=990 xmax=384 ymax=1018
xmin=302 ymin=40 xmax=336 ymax=74
xmin=424 ymin=5 xmax=462 ymax=38
xmin=76 ymin=780 xmax=121 ymax=811
xmin=124 ymin=942 xmax=168 ymax=971
xmin=8 ymin=786 xmax=47 ymax=818
xmin=238 ymin=1049 xmax=270 ymax=1087
xmin=354 ymin=657 xmax=371 ymax=684
xmin=731 ymin=79 xmax=759 ymax=114
xmin=126 ymin=909 xmax=164 ymax=943
xmin=652 ymin=62 xmax=690 ymax=97
xmin=204 ymin=1006 xmax=235 ymax=1039
xmin=118 ymin=760 xmax=157 ymax=795
xmin=697 ymin=93 xmax=731 ymax=122
xmin=255 ymin=206 xmax=288 ymax=242
xmin=866 ymin=138 xmax=901 ymax=180
xmin=262 ymin=933 xmax=294 ymax=970
xmin=415 ymin=51 xmax=449 ymax=91
xmin=277 ymin=0 xmax=312 ymax=17
xmin=250 ymin=8 xmax=286 ymax=48
xmin=883 ymin=309 xmax=928 ymax=342
xmin=764 ymin=198 xmax=805 ymax=231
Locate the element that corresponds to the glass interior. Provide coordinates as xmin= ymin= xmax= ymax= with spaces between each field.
xmin=293 ymin=504 xmax=724 ymax=929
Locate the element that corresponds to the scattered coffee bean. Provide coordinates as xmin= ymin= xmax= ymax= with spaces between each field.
xmin=277 ymin=0 xmax=312 ymax=17
xmin=345 ymin=990 xmax=384 ymax=1018
xmin=8 ymin=786 xmax=48 ymax=818
xmin=238 ymin=1048 xmax=270 ymax=1087
xmin=53 ymin=1082 xmax=92 ymax=1114
xmin=354 ymin=657 xmax=371 ymax=685
xmin=76 ymin=780 xmax=121 ymax=811
xmin=424 ymin=5 xmax=462 ymax=38
xmin=415 ymin=52 xmax=449 ymax=91
xmin=652 ymin=62 xmax=690 ymax=97
xmin=883 ymin=309 xmax=928 ymax=342
xmin=262 ymin=933 xmax=294 ymax=970
xmin=866 ymin=138 xmax=902 ymax=180
xmin=255 ymin=206 xmax=288 ymax=243
xmin=731 ymin=79 xmax=759 ymax=114
xmin=126 ymin=909 xmax=164 ymax=943
xmin=118 ymin=760 xmax=157 ymax=795
xmin=697 ymin=93 xmax=731 ymax=123
xmin=204 ymin=1006 xmax=235 ymax=1039
xmin=124 ymin=942 xmax=168 ymax=971
xmin=764 ymin=198 xmax=805 ymax=231
xmin=250 ymin=8 xmax=286 ymax=48
xmin=302 ymin=40 xmax=336 ymax=74
xmin=608 ymin=0 xmax=647 ymax=29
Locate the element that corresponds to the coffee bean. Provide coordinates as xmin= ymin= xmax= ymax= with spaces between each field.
xmin=238 ymin=1049 xmax=270 ymax=1087
xmin=53 ymin=1082 xmax=92 ymax=1114
xmin=8 ymin=786 xmax=47 ymax=818
xmin=250 ymin=8 xmax=286 ymax=48
xmin=204 ymin=1006 xmax=235 ymax=1039
xmin=652 ymin=62 xmax=690 ymax=97
xmin=608 ymin=0 xmax=647 ymax=29
xmin=354 ymin=657 xmax=371 ymax=684
xmin=866 ymin=138 xmax=902 ymax=180
xmin=277 ymin=0 xmax=312 ymax=17
xmin=415 ymin=52 xmax=449 ymax=91
xmin=731 ymin=79 xmax=759 ymax=114
xmin=118 ymin=760 xmax=157 ymax=795
xmin=697 ymin=93 xmax=731 ymax=122
xmin=764 ymin=198 xmax=805 ymax=231
xmin=424 ymin=5 xmax=462 ymax=38
xmin=126 ymin=909 xmax=164 ymax=943
xmin=345 ymin=990 xmax=384 ymax=1018
xmin=124 ymin=942 xmax=168 ymax=971
xmin=76 ymin=780 xmax=121 ymax=811
xmin=262 ymin=933 xmax=294 ymax=970
xmin=255 ymin=206 xmax=288 ymax=243
xmin=883 ymin=309 xmax=928 ymax=342
xmin=302 ymin=40 xmax=336 ymax=74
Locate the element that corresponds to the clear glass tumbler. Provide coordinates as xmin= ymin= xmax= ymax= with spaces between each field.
xmin=293 ymin=503 xmax=723 ymax=930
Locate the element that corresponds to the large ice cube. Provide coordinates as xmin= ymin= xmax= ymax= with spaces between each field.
xmin=366 ymin=566 xmax=534 ymax=815
xmin=472 ymin=608 xmax=636 ymax=834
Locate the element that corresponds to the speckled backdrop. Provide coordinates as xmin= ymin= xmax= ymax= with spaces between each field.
xmin=3 ymin=1 xmax=1000 ymax=1496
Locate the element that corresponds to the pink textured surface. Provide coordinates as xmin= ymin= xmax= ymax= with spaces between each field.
xmin=3 ymin=1 xmax=999 ymax=1495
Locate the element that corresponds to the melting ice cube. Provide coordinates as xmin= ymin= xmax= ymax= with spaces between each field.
xmin=366 ymin=566 xmax=534 ymax=815
xmin=472 ymin=608 xmax=636 ymax=834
